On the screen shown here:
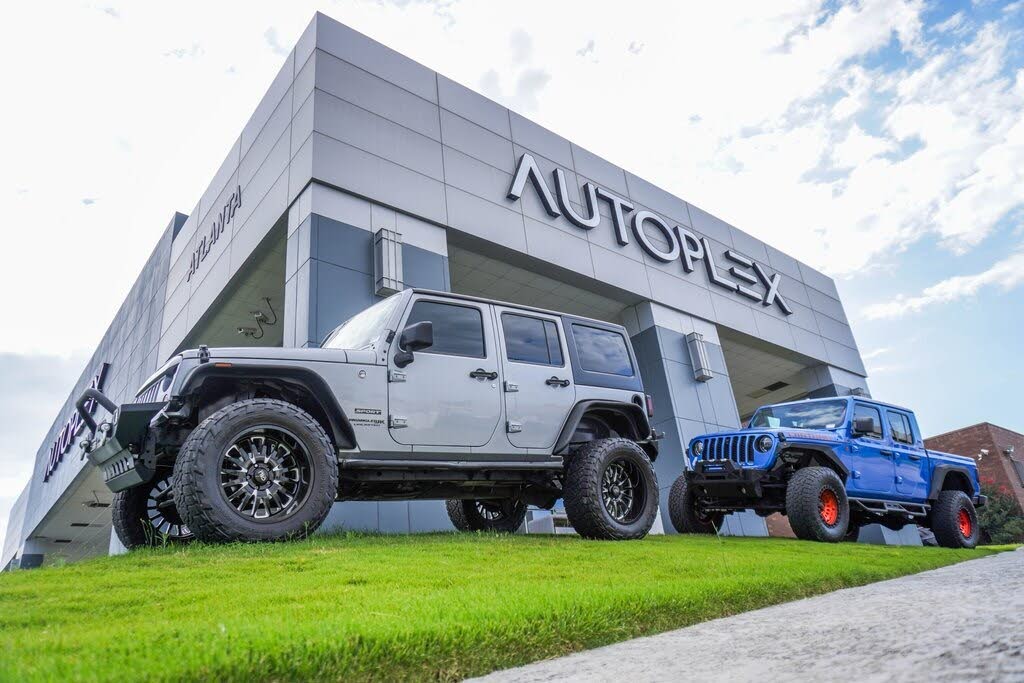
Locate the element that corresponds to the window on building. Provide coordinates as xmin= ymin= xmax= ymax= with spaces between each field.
xmin=887 ymin=411 xmax=914 ymax=444
xmin=853 ymin=404 xmax=883 ymax=439
xmin=404 ymin=300 xmax=485 ymax=358
xmin=571 ymin=324 xmax=634 ymax=376
xmin=502 ymin=313 xmax=563 ymax=366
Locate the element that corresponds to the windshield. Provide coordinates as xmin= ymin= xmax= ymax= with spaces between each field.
xmin=322 ymin=294 xmax=402 ymax=351
xmin=748 ymin=399 xmax=848 ymax=430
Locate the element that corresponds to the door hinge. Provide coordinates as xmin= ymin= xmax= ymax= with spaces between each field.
xmin=506 ymin=421 xmax=523 ymax=434
xmin=504 ymin=381 xmax=519 ymax=393
xmin=389 ymin=415 xmax=408 ymax=429
xmin=388 ymin=370 xmax=406 ymax=383
xmin=851 ymin=470 xmax=861 ymax=479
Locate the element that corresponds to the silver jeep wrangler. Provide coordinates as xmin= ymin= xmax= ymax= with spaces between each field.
xmin=79 ymin=289 xmax=661 ymax=547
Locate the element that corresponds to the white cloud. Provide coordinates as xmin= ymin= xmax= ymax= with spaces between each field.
xmin=863 ymin=249 xmax=1024 ymax=319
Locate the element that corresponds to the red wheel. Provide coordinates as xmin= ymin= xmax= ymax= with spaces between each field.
xmin=819 ymin=489 xmax=840 ymax=527
xmin=957 ymin=508 xmax=972 ymax=538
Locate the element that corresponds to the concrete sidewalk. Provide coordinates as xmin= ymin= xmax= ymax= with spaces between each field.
xmin=473 ymin=548 xmax=1023 ymax=682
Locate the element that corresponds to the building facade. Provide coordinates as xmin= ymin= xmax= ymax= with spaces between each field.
xmin=2 ymin=13 xmax=870 ymax=569
xmin=926 ymin=423 xmax=1024 ymax=511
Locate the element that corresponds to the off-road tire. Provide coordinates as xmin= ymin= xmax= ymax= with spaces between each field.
xmin=112 ymin=472 xmax=194 ymax=549
xmin=930 ymin=490 xmax=979 ymax=549
xmin=667 ymin=474 xmax=722 ymax=534
xmin=786 ymin=466 xmax=849 ymax=543
xmin=563 ymin=438 xmax=659 ymax=540
xmin=173 ymin=399 xmax=338 ymax=543
xmin=446 ymin=499 xmax=527 ymax=533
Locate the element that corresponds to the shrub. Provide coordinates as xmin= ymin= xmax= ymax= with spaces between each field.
xmin=978 ymin=483 xmax=1024 ymax=545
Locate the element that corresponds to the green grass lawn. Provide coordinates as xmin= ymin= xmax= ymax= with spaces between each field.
xmin=0 ymin=533 xmax=1006 ymax=682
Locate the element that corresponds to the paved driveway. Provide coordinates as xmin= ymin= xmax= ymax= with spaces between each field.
xmin=473 ymin=548 xmax=1023 ymax=682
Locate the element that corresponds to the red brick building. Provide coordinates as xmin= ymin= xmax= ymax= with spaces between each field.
xmin=925 ymin=423 xmax=1024 ymax=510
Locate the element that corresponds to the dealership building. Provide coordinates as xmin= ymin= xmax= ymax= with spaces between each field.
xmin=2 ymin=13 xmax=870 ymax=568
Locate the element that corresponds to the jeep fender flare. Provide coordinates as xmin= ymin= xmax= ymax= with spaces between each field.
xmin=928 ymin=464 xmax=974 ymax=501
xmin=176 ymin=363 xmax=356 ymax=449
xmin=553 ymin=400 xmax=656 ymax=460
xmin=780 ymin=442 xmax=849 ymax=480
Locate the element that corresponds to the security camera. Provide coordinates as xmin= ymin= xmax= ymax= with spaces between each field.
xmin=1006 ymin=445 xmax=1016 ymax=457
xmin=979 ymin=449 xmax=989 ymax=459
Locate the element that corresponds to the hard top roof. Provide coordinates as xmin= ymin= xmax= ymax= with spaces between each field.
xmin=409 ymin=288 xmax=626 ymax=330
xmin=759 ymin=395 xmax=914 ymax=415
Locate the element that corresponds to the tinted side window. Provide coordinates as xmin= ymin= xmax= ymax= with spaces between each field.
xmin=502 ymin=314 xmax=563 ymax=366
xmin=887 ymin=411 xmax=913 ymax=444
xmin=571 ymin=324 xmax=633 ymax=376
xmin=853 ymin=404 xmax=883 ymax=439
xmin=405 ymin=301 xmax=485 ymax=358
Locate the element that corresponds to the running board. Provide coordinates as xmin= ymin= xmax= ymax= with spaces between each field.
xmin=340 ymin=458 xmax=564 ymax=471
xmin=850 ymin=497 xmax=929 ymax=518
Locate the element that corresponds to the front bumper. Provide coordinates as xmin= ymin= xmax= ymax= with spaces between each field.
xmin=689 ymin=460 xmax=770 ymax=499
xmin=78 ymin=389 xmax=165 ymax=493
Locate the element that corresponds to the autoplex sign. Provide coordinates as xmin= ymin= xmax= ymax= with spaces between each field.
xmin=505 ymin=154 xmax=792 ymax=315
xmin=44 ymin=363 xmax=110 ymax=481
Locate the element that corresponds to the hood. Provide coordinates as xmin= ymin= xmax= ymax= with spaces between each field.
xmin=180 ymin=346 xmax=379 ymax=365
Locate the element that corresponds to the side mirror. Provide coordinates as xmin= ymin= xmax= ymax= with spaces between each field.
xmin=852 ymin=417 xmax=875 ymax=436
xmin=393 ymin=321 xmax=433 ymax=368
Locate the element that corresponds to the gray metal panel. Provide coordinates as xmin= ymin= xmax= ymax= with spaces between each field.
xmin=813 ymin=311 xmax=858 ymax=348
xmin=314 ymin=215 xmax=374 ymax=274
xmin=523 ymin=216 xmax=595 ymax=278
xmin=314 ymin=13 xmax=438 ymax=103
xmin=806 ymin=286 xmax=849 ymax=323
xmin=315 ymin=261 xmax=378 ymax=340
xmin=823 ymin=339 xmax=867 ymax=376
xmin=729 ymin=227 xmax=770 ymax=262
xmin=314 ymin=89 xmax=443 ymax=179
xmin=646 ymin=269 xmax=716 ymax=321
xmin=686 ymin=204 xmax=734 ymax=245
xmin=624 ymin=172 xmax=689 ymax=228
xmin=571 ymin=143 xmax=629 ymax=196
xmin=239 ymin=87 xmax=293 ymax=187
xmin=240 ymin=52 xmax=295 ymax=159
xmin=441 ymin=146 xmax=514 ymax=202
xmin=799 ymin=261 xmax=841 ymax=299
xmin=444 ymin=186 xmax=527 ymax=252
xmin=314 ymin=50 xmax=440 ymax=141
xmin=589 ymin=244 xmax=652 ymax=298
xmin=440 ymin=109 xmax=515 ymax=173
xmin=508 ymin=112 xmax=573 ymax=168
xmin=437 ymin=74 xmax=511 ymax=138
xmin=312 ymin=133 xmax=447 ymax=224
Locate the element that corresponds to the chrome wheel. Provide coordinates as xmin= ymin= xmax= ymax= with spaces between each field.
xmin=475 ymin=501 xmax=509 ymax=521
xmin=219 ymin=427 xmax=312 ymax=522
xmin=601 ymin=458 xmax=645 ymax=524
xmin=146 ymin=475 xmax=193 ymax=540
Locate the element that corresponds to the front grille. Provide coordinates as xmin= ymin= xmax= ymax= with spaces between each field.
xmin=701 ymin=434 xmax=756 ymax=465
xmin=135 ymin=382 xmax=162 ymax=404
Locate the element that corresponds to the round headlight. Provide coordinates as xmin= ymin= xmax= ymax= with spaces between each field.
xmin=756 ymin=435 xmax=773 ymax=453
xmin=692 ymin=440 xmax=704 ymax=456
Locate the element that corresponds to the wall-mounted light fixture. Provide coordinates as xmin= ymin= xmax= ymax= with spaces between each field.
xmin=685 ymin=332 xmax=713 ymax=382
xmin=374 ymin=228 xmax=404 ymax=296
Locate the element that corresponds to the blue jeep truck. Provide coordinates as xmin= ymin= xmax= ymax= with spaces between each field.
xmin=668 ymin=397 xmax=985 ymax=548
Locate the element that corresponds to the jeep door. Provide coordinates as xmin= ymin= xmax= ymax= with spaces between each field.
xmin=887 ymin=410 xmax=929 ymax=499
xmin=847 ymin=403 xmax=896 ymax=495
xmin=387 ymin=295 xmax=502 ymax=447
xmin=495 ymin=308 xmax=576 ymax=449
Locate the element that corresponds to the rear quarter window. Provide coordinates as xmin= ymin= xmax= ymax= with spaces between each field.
xmin=571 ymin=324 xmax=634 ymax=376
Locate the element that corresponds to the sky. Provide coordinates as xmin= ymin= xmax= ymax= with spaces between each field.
xmin=1 ymin=0 xmax=1023 ymax=544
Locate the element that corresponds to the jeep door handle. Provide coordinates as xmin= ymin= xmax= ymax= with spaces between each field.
xmin=880 ymin=450 xmax=894 ymax=457
xmin=545 ymin=376 xmax=570 ymax=387
xmin=469 ymin=368 xmax=498 ymax=381
xmin=907 ymin=453 xmax=921 ymax=461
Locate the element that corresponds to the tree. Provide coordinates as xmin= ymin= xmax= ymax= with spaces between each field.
xmin=978 ymin=484 xmax=1024 ymax=545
